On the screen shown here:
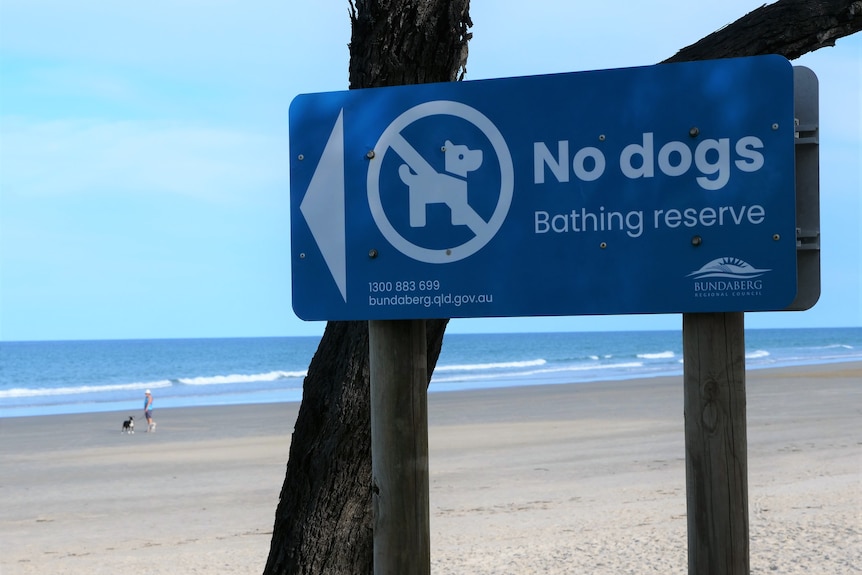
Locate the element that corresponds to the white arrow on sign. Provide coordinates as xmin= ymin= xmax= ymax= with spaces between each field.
xmin=300 ymin=110 xmax=347 ymax=301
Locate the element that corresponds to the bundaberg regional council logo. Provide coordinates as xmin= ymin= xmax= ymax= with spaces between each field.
xmin=688 ymin=257 xmax=770 ymax=298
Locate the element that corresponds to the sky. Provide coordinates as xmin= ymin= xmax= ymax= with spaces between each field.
xmin=0 ymin=1 xmax=859 ymax=341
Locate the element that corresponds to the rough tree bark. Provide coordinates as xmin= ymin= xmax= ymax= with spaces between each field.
xmin=263 ymin=2 xmax=470 ymax=574
xmin=265 ymin=1 xmax=859 ymax=573
xmin=665 ymin=0 xmax=862 ymax=63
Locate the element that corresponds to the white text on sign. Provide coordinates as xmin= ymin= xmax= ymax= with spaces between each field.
xmin=534 ymin=132 xmax=765 ymax=191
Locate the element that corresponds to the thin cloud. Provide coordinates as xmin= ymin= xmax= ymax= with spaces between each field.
xmin=0 ymin=117 xmax=288 ymax=201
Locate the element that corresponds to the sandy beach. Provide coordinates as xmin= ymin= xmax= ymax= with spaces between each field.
xmin=2 ymin=362 xmax=860 ymax=574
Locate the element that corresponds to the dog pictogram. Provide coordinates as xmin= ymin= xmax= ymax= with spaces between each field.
xmin=398 ymin=140 xmax=485 ymax=230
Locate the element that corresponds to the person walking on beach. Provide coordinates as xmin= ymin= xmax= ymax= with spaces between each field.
xmin=144 ymin=389 xmax=156 ymax=432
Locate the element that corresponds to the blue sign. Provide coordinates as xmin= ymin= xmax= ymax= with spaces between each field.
xmin=290 ymin=55 xmax=797 ymax=320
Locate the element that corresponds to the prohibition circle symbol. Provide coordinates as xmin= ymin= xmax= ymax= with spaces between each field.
xmin=367 ymin=100 xmax=514 ymax=264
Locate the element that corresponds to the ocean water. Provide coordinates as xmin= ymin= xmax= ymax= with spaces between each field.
xmin=1 ymin=328 xmax=860 ymax=418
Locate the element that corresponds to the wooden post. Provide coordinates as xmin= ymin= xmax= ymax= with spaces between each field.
xmin=369 ymin=319 xmax=430 ymax=575
xmin=683 ymin=312 xmax=750 ymax=575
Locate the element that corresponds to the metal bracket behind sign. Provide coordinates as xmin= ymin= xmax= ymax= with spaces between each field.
xmin=787 ymin=66 xmax=820 ymax=311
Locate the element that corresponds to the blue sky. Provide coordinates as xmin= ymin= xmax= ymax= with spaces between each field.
xmin=0 ymin=1 xmax=859 ymax=341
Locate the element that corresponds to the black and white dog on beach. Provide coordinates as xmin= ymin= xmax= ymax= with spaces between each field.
xmin=122 ymin=416 xmax=135 ymax=434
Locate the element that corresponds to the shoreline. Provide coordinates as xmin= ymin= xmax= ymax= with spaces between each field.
xmin=3 ymin=358 xmax=861 ymax=421
xmin=2 ymin=361 xmax=860 ymax=574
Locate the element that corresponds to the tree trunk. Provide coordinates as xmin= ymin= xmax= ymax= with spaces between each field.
xmin=265 ymin=0 xmax=859 ymax=573
xmin=263 ymin=320 xmax=449 ymax=574
xmin=349 ymin=0 xmax=471 ymax=88
xmin=263 ymin=4 xmax=469 ymax=573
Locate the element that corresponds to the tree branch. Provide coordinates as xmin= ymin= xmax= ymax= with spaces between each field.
xmin=664 ymin=0 xmax=862 ymax=63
